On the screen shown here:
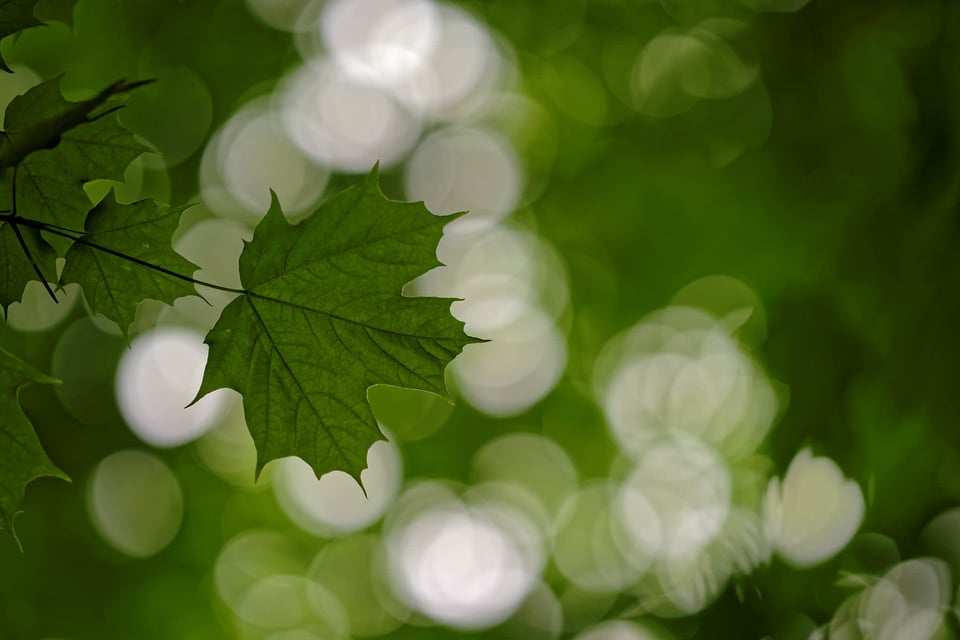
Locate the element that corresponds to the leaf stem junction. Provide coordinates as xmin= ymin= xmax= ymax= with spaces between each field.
xmin=0 ymin=212 xmax=246 ymax=299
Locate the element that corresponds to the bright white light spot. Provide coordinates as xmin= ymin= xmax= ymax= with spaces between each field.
xmin=173 ymin=215 xmax=248 ymax=282
xmin=220 ymin=111 xmax=327 ymax=215
xmin=5 ymin=282 xmax=79 ymax=332
xmin=452 ymin=302 xmax=566 ymax=417
xmin=670 ymin=274 xmax=767 ymax=347
xmin=385 ymin=480 xmax=460 ymax=528
xmin=116 ymin=327 xmax=230 ymax=447
xmin=239 ymin=575 xmax=312 ymax=629
xmin=409 ymin=224 xmax=569 ymax=418
xmin=300 ymin=2 xmax=504 ymax=120
xmin=414 ymin=224 xmax=569 ymax=327
xmin=405 ymin=127 xmax=523 ymax=227
xmin=201 ymin=103 xmax=329 ymax=223
xmin=498 ymin=581 xmax=563 ymax=640
xmin=274 ymin=439 xmax=403 ymax=536
xmin=573 ymin=619 xmax=665 ymax=640
xmin=826 ymin=558 xmax=950 ymax=640
xmin=631 ymin=25 xmax=756 ymax=117
xmin=87 ymin=449 xmax=182 ymax=557
xmin=714 ymin=507 xmax=770 ymax=574
xmin=682 ymin=25 xmax=757 ymax=99
xmin=215 ymin=531 xmax=305 ymax=614
xmin=763 ymin=449 xmax=864 ymax=567
xmin=921 ymin=508 xmax=960 ymax=574
xmin=597 ymin=305 xmax=776 ymax=461
xmin=172 ymin=217 xmax=249 ymax=325
xmin=471 ymin=433 xmax=578 ymax=519
xmin=861 ymin=560 xmax=949 ymax=640
xmin=630 ymin=506 xmax=767 ymax=617
xmin=194 ymin=402 xmax=257 ymax=486
xmin=321 ymin=0 xmax=440 ymax=85
xmin=281 ymin=60 xmax=421 ymax=173
xmin=617 ymin=435 xmax=732 ymax=562
xmin=237 ymin=574 xmax=348 ymax=637
xmin=632 ymin=31 xmax=702 ymax=117
xmin=552 ymin=483 xmax=647 ymax=592
xmin=466 ymin=485 xmax=547 ymax=566
xmin=654 ymin=548 xmax=733 ymax=614
xmin=448 ymin=272 xmax=542 ymax=336
xmin=389 ymin=5 xmax=502 ymax=119
xmin=309 ymin=534 xmax=409 ymax=636
xmin=386 ymin=499 xmax=542 ymax=629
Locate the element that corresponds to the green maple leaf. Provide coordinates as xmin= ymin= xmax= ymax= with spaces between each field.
xmin=60 ymin=193 xmax=200 ymax=336
xmin=0 ymin=220 xmax=55 ymax=311
xmin=196 ymin=168 xmax=474 ymax=481
xmin=0 ymin=76 xmax=150 ymax=254
xmin=0 ymin=0 xmax=42 ymax=73
xmin=0 ymin=0 xmax=77 ymax=71
xmin=0 ymin=346 xmax=67 ymax=548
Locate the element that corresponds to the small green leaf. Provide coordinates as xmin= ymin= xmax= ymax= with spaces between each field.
xmin=0 ymin=220 xmax=56 ymax=312
xmin=196 ymin=167 xmax=474 ymax=482
xmin=0 ymin=77 xmax=151 ymax=254
xmin=60 ymin=193 xmax=200 ymax=336
xmin=0 ymin=0 xmax=43 ymax=73
xmin=0 ymin=346 xmax=67 ymax=548
xmin=1 ymin=76 xmax=148 ymax=141
xmin=3 ymin=73 xmax=74 ymax=132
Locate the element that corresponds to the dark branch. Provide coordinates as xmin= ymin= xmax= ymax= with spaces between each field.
xmin=5 ymin=164 xmax=57 ymax=302
xmin=0 ymin=213 xmax=246 ymax=297
xmin=6 ymin=220 xmax=57 ymax=303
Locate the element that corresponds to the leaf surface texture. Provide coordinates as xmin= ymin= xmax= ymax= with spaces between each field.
xmin=0 ymin=347 xmax=66 ymax=546
xmin=197 ymin=169 xmax=472 ymax=480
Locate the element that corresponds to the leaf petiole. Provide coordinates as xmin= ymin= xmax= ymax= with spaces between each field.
xmin=0 ymin=212 xmax=246 ymax=298
xmin=6 ymin=219 xmax=57 ymax=303
xmin=3 ymin=164 xmax=57 ymax=302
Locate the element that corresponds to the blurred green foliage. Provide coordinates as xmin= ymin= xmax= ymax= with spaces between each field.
xmin=2 ymin=0 xmax=960 ymax=638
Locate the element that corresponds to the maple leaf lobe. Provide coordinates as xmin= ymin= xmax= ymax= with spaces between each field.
xmin=0 ymin=347 xmax=68 ymax=549
xmin=0 ymin=76 xmax=151 ymax=255
xmin=59 ymin=193 xmax=201 ymax=337
xmin=196 ymin=166 xmax=475 ymax=483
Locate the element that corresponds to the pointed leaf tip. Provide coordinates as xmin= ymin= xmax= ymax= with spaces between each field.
xmin=361 ymin=162 xmax=383 ymax=194
xmin=0 ymin=348 xmax=69 ymax=548
xmin=444 ymin=209 xmax=471 ymax=222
